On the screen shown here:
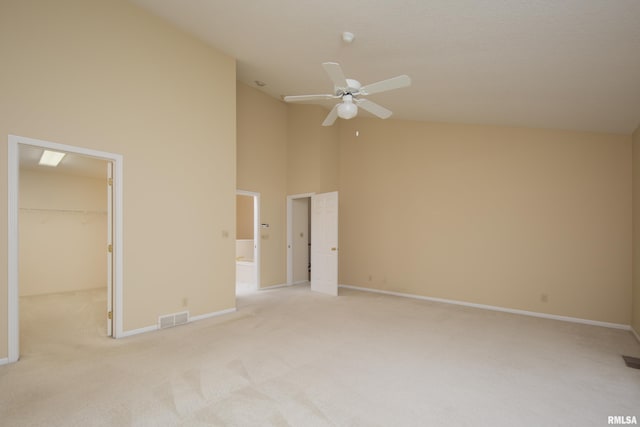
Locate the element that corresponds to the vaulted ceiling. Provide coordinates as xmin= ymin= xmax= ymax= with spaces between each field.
xmin=132 ymin=0 xmax=640 ymax=134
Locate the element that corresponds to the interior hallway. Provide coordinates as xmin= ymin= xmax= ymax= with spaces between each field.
xmin=1 ymin=285 xmax=639 ymax=426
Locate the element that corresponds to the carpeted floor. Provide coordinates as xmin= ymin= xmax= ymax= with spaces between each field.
xmin=1 ymin=284 xmax=639 ymax=426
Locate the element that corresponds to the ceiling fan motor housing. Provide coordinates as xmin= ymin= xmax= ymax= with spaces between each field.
xmin=340 ymin=78 xmax=361 ymax=96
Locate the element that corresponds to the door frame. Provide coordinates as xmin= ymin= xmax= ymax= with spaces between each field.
xmin=236 ymin=190 xmax=260 ymax=290
xmin=107 ymin=161 xmax=114 ymax=337
xmin=286 ymin=192 xmax=314 ymax=285
xmin=7 ymin=135 xmax=124 ymax=363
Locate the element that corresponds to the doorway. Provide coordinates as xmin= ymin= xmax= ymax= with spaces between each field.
xmin=287 ymin=193 xmax=314 ymax=285
xmin=287 ymin=192 xmax=339 ymax=296
xmin=7 ymin=135 xmax=123 ymax=363
xmin=236 ymin=190 xmax=260 ymax=294
xmin=292 ymin=198 xmax=311 ymax=284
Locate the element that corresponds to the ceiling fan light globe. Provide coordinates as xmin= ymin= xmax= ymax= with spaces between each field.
xmin=337 ymin=102 xmax=358 ymax=119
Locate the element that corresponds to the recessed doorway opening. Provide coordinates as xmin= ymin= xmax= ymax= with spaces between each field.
xmin=287 ymin=192 xmax=339 ymax=296
xmin=7 ymin=135 xmax=123 ymax=364
xmin=287 ymin=193 xmax=314 ymax=286
xmin=236 ymin=190 xmax=260 ymax=295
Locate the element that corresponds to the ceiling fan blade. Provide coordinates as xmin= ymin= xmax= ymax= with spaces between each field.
xmin=322 ymin=62 xmax=348 ymax=89
xmin=322 ymin=104 xmax=339 ymax=126
xmin=360 ymin=75 xmax=411 ymax=96
xmin=356 ymin=98 xmax=393 ymax=119
xmin=283 ymin=94 xmax=337 ymax=102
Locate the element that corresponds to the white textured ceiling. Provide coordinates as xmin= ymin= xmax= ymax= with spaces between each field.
xmin=131 ymin=0 xmax=640 ymax=134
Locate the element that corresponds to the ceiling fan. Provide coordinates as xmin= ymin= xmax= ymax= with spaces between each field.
xmin=283 ymin=62 xmax=411 ymax=126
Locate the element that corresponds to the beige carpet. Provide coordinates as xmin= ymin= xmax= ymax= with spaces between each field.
xmin=1 ymin=285 xmax=639 ymax=426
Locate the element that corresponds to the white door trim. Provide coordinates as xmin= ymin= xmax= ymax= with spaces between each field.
xmin=107 ymin=161 xmax=113 ymax=337
xmin=236 ymin=190 xmax=260 ymax=289
xmin=7 ymin=135 xmax=124 ymax=363
xmin=286 ymin=193 xmax=315 ymax=285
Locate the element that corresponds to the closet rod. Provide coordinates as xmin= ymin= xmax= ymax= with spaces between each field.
xmin=19 ymin=207 xmax=107 ymax=215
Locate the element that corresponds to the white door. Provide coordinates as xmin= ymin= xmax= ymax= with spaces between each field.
xmin=311 ymin=191 xmax=338 ymax=296
xmin=107 ymin=162 xmax=113 ymax=336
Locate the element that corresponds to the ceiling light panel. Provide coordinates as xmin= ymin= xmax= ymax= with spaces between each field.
xmin=39 ymin=150 xmax=66 ymax=167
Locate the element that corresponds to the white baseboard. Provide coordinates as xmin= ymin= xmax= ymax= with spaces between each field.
xmin=0 ymin=357 xmax=9 ymax=366
xmin=120 ymin=306 xmax=236 ymax=338
xmin=259 ymin=283 xmax=289 ymax=291
xmin=190 ymin=307 xmax=236 ymax=322
xmin=339 ymin=284 xmax=631 ymax=331
xmin=258 ymin=281 xmax=310 ymax=291
xmin=632 ymin=326 xmax=640 ymax=344
xmin=120 ymin=324 xmax=157 ymax=338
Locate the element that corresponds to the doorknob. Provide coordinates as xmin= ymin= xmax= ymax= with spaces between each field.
xmin=331 ymin=247 xmax=337 ymax=251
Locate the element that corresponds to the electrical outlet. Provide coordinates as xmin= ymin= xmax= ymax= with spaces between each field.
xmin=540 ymin=293 xmax=548 ymax=303
xmin=182 ymin=298 xmax=188 ymax=307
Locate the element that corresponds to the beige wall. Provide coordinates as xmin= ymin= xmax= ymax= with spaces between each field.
xmin=241 ymin=90 xmax=634 ymax=326
xmin=236 ymin=90 xmax=341 ymax=288
xmin=633 ymin=125 xmax=640 ymax=336
xmin=286 ymin=104 xmax=340 ymax=195
xmin=236 ymin=195 xmax=254 ymax=240
xmin=236 ymin=83 xmax=287 ymax=287
xmin=19 ymin=170 xmax=107 ymax=296
xmin=0 ymin=0 xmax=236 ymax=357
xmin=338 ymin=118 xmax=632 ymax=325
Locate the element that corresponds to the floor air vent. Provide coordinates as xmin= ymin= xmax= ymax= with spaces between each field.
xmin=158 ymin=311 xmax=189 ymax=329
